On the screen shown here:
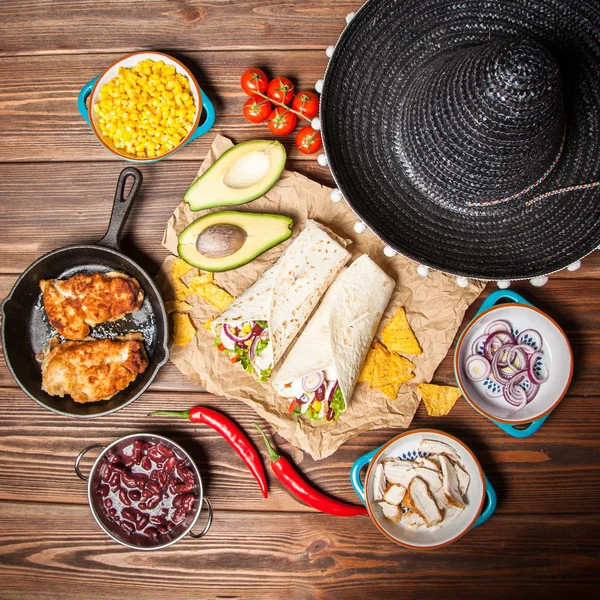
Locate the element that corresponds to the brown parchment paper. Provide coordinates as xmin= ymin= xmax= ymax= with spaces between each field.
xmin=156 ymin=135 xmax=485 ymax=460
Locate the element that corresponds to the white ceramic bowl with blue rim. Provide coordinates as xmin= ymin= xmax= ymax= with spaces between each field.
xmin=454 ymin=293 xmax=572 ymax=430
xmin=77 ymin=51 xmax=215 ymax=163
xmin=350 ymin=429 xmax=496 ymax=550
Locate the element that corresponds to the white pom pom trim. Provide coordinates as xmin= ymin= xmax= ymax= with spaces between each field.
xmin=567 ymin=260 xmax=581 ymax=271
xmin=456 ymin=276 xmax=469 ymax=287
xmin=317 ymin=153 xmax=328 ymax=167
xmin=417 ymin=265 xmax=429 ymax=277
xmin=311 ymin=117 xmax=321 ymax=131
xmin=383 ymin=246 xmax=397 ymax=257
xmin=530 ymin=276 xmax=548 ymax=287
xmin=330 ymin=188 xmax=342 ymax=203
xmin=346 ymin=12 xmax=356 ymax=24
xmin=497 ymin=280 xmax=511 ymax=289
xmin=315 ymin=79 xmax=324 ymax=94
xmin=354 ymin=221 xmax=367 ymax=234
xmin=326 ymin=45 xmax=335 ymax=58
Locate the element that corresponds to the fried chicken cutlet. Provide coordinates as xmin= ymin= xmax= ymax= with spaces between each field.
xmin=40 ymin=334 xmax=148 ymax=403
xmin=40 ymin=271 xmax=144 ymax=340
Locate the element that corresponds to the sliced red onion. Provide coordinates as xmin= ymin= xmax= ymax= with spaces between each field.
xmin=484 ymin=380 xmax=504 ymax=398
xmin=327 ymin=381 xmax=339 ymax=403
xmin=517 ymin=329 xmax=543 ymax=351
xmin=249 ymin=335 xmax=259 ymax=362
xmin=527 ymin=351 xmax=548 ymax=384
xmin=465 ymin=355 xmax=490 ymax=382
xmin=524 ymin=379 xmax=539 ymax=402
xmin=471 ymin=335 xmax=488 ymax=356
xmin=223 ymin=323 xmax=253 ymax=343
xmin=302 ymin=371 xmax=325 ymax=393
xmin=484 ymin=320 xmax=512 ymax=335
xmin=483 ymin=331 xmax=515 ymax=360
xmin=503 ymin=375 xmax=528 ymax=407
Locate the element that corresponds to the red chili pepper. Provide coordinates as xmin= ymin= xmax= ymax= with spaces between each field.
xmin=254 ymin=423 xmax=367 ymax=517
xmin=149 ymin=408 xmax=268 ymax=498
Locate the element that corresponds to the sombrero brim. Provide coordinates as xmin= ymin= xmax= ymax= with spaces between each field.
xmin=321 ymin=0 xmax=600 ymax=280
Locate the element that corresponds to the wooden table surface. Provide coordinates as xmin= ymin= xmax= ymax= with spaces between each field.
xmin=1 ymin=1 xmax=599 ymax=598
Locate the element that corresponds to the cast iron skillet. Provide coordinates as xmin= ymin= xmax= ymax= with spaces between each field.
xmin=0 ymin=167 xmax=169 ymax=417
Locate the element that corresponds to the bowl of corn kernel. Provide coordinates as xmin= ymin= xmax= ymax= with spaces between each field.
xmin=77 ymin=52 xmax=215 ymax=162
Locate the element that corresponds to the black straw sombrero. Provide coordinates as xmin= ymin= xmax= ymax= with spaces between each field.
xmin=320 ymin=0 xmax=600 ymax=281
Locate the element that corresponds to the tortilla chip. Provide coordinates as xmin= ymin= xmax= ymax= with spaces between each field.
xmin=372 ymin=345 xmax=415 ymax=387
xmin=173 ymin=278 xmax=191 ymax=301
xmin=191 ymin=281 xmax=235 ymax=311
xmin=172 ymin=257 xmax=196 ymax=280
xmin=202 ymin=317 xmax=214 ymax=330
xmin=165 ymin=300 xmax=193 ymax=314
xmin=359 ymin=343 xmax=383 ymax=383
xmin=172 ymin=313 xmax=196 ymax=346
xmin=189 ymin=272 xmax=214 ymax=287
xmin=377 ymin=382 xmax=402 ymax=400
xmin=418 ymin=383 xmax=462 ymax=416
xmin=381 ymin=307 xmax=422 ymax=355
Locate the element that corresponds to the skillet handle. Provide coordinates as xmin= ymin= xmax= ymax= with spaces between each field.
xmin=98 ymin=167 xmax=143 ymax=250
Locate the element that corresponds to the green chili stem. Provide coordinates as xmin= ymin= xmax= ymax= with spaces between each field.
xmin=253 ymin=422 xmax=280 ymax=462
xmin=147 ymin=410 xmax=190 ymax=419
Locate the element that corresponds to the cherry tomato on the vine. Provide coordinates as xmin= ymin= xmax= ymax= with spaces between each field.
xmin=292 ymin=91 xmax=320 ymax=119
xmin=267 ymin=77 xmax=295 ymax=105
xmin=240 ymin=68 xmax=269 ymax=96
xmin=268 ymin=107 xmax=297 ymax=136
xmin=296 ymin=126 xmax=323 ymax=154
xmin=243 ymin=95 xmax=272 ymax=123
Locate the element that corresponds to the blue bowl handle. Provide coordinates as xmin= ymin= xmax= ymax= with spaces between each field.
xmin=350 ymin=447 xmax=381 ymax=505
xmin=190 ymin=88 xmax=216 ymax=141
xmin=472 ymin=475 xmax=497 ymax=529
xmin=77 ymin=76 xmax=99 ymax=128
xmin=492 ymin=413 xmax=550 ymax=438
xmin=477 ymin=289 xmax=533 ymax=314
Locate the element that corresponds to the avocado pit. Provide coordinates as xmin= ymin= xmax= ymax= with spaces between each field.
xmin=196 ymin=224 xmax=247 ymax=258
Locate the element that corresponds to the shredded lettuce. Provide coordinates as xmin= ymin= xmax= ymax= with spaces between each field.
xmin=214 ymin=336 xmax=222 ymax=347
xmin=330 ymin=387 xmax=346 ymax=419
xmin=255 ymin=320 xmax=268 ymax=328
xmin=257 ymin=366 xmax=272 ymax=382
xmin=256 ymin=339 xmax=269 ymax=355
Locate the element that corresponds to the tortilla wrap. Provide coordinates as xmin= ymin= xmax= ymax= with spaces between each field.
xmin=212 ymin=220 xmax=351 ymax=369
xmin=272 ymin=255 xmax=395 ymax=411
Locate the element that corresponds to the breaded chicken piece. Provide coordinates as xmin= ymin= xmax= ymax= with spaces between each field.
xmin=41 ymin=334 xmax=148 ymax=403
xmin=40 ymin=271 xmax=144 ymax=340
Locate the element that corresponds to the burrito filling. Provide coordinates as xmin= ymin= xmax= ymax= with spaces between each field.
xmin=278 ymin=368 xmax=345 ymax=421
xmin=214 ymin=320 xmax=273 ymax=382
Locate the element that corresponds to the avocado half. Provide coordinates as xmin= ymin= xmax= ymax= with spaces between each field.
xmin=178 ymin=211 xmax=294 ymax=272
xmin=183 ymin=140 xmax=286 ymax=211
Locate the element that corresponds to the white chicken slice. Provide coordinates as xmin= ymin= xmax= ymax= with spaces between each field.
xmin=439 ymin=455 xmax=466 ymax=509
xmin=403 ymin=477 xmax=442 ymax=527
xmin=378 ymin=501 xmax=401 ymax=523
xmin=401 ymin=510 xmax=426 ymax=529
xmin=414 ymin=457 xmax=440 ymax=471
xmin=382 ymin=459 xmax=415 ymax=485
xmin=454 ymin=462 xmax=471 ymax=496
xmin=372 ymin=464 xmax=387 ymax=502
xmin=418 ymin=439 xmax=460 ymax=462
xmin=439 ymin=504 xmax=464 ymax=527
xmin=383 ymin=484 xmax=406 ymax=506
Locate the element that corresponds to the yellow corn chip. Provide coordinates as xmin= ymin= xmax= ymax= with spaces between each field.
xmin=188 ymin=272 xmax=215 ymax=292
xmin=191 ymin=281 xmax=235 ymax=311
xmin=202 ymin=317 xmax=214 ymax=330
xmin=172 ymin=257 xmax=196 ymax=280
xmin=381 ymin=307 xmax=422 ymax=355
xmin=372 ymin=346 xmax=415 ymax=387
xmin=418 ymin=383 xmax=462 ymax=416
xmin=359 ymin=344 xmax=383 ymax=383
xmin=165 ymin=300 xmax=192 ymax=314
xmin=173 ymin=278 xmax=191 ymax=301
xmin=377 ymin=382 xmax=402 ymax=400
xmin=172 ymin=313 xmax=196 ymax=346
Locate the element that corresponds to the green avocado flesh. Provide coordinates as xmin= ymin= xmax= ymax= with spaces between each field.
xmin=178 ymin=211 xmax=293 ymax=272
xmin=183 ymin=140 xmax=286 ymax=211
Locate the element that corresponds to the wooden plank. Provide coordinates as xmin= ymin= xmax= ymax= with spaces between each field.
xmin=0 ymin=1 xmax=358 ymax=57
xmin=0 ymin=388 xmax=598 ymax=514
xmin=0 ymin=50 xmax=330 ymax=162
xmin=0 ymin=501 xmax=598 ymax=599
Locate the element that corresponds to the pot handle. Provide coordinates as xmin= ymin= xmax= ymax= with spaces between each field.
xmin=477 ymin=289 xmax=533 ymax=314
xmin=75 ymin=444 xmax=105 ymax=481
xmin=350 ymin=447 xmax=381 ymax=505
xmin=97 ymin=167 xmax=143 ymax=251
xmin=188 ymin=497 xmax=214 ymax=539
xmin=77 ymin=75 xmax=99 ymax=128
xmin=472 ymin=475 xmax=498 ymax=529
xmin=189 ymin=89 xmax=216 ymax=141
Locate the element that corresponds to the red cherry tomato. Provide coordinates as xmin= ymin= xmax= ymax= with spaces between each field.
xmin=243 ymin=95 xmax=272 ymax=123
xmin=292 ymin=91 xmax=320 ymax=119
xmin=240 ymin=68 xmax=269 ymax=96
xmin=296 ymin=126 xmax=322 ymax=154
xmin=268 ymin=107 xmax=297 ymax=136
xmin=267 ymin=77 xmax=295 ymax=105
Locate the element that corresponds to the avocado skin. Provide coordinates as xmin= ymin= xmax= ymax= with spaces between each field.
xmin=178 ymin=211 xmax=294 ymax=272
xmin=183 ymin=140 xmax=286 ymax=211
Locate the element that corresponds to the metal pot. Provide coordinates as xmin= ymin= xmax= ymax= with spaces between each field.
xmin=75 ymin=433 xmax=213 ymax=550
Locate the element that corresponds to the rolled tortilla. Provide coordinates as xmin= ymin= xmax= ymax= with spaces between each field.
xmin=212 ymin=220 xmax=350 ymax=380
xmin=272 ymin=255 xmax=395 ymax=417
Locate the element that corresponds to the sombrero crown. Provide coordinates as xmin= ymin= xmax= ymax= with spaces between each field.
xmin=396 ymin=38 xmax=565 ymax=211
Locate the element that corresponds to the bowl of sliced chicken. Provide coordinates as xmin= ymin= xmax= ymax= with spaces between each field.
xmin=350 ymin=429 xmax=496 ymax=549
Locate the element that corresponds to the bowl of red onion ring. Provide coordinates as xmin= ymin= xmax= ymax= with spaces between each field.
xmin=454 ymin=299 xmax=573 ymax=425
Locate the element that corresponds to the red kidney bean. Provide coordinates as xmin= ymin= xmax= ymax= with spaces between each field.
xmin=138 ymin=502 xmax=147 ymax=510
xmin=121 ymin=508 xmax=137 ymax=522
xmin=103 ymin=498 xmax=113 ymax=509
xmin=134 ymin=439 xmax=150 ymax=452
xmin=132 ymin=447 xmax=143 ymax=464
xmin=134 ymin=474 xmax=147 ymax=489
xmin=172 ymin=508 xmax=186 ymax=524
xmin=164 ymin=457 xmax=177 ymax=473
xmin=166 ymin=520 xmax=175 ymax=531
xmin=155 ymin=443 xmax=175 ymax=458
xmin=108 ymin=472 xmax=121 ymax=488
xmin=106 ymin=451 xmax=120 ymax=464
xmin=150 ymin=515 xmax=164 ymax=525
xmin=123 ymin=455 xmax=137 ymax=468
xmin=315 ymin=385 xmax=325 ymax=401
xmin=161 ymin=507 xmax=169 ymax=516
xmin=326 ymin=408 xmax=335 ymax=421
xmin=145 ymin=526 xmax=160 ymax=540
xmin=146 ymin=481 xmax=161 ymax=496
xmin=142 ymin=488 xmax=153 ymax=499
xmin=98 ymin=484 xmax=110 ymax=497
xmin=119 ymin=488 xmax=132 ymax=507
xmin=156 ymin=524 xmax=168 ymax=535
xmin=120 ymin=520 xmax=135 ymax=535
xmin=173 ymin=482 xmax=195 ymax=494
xmin=147 ymin=447 xmax=163 ymax=463
xmin=181 ymin=494 xmax=195 ymax=512
xmin=136 ymin=515 xmax=149 ymax=531
xmin=128 ymin=490 xmax=141 ymax=502
xmin=146 ymin=495 xmax=161 ymax=510
xmin=177 ymin=466 xmax=195 ymax=483
xmin=141 ymin=456 xmax=152 ymax=471
xmin=108 ymin=507 xmax=117 ymax=517
xmin=172 ymin=494 xmax=184 ymax=508
xmin=121 ymin=473 xmax=137 ymax=488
